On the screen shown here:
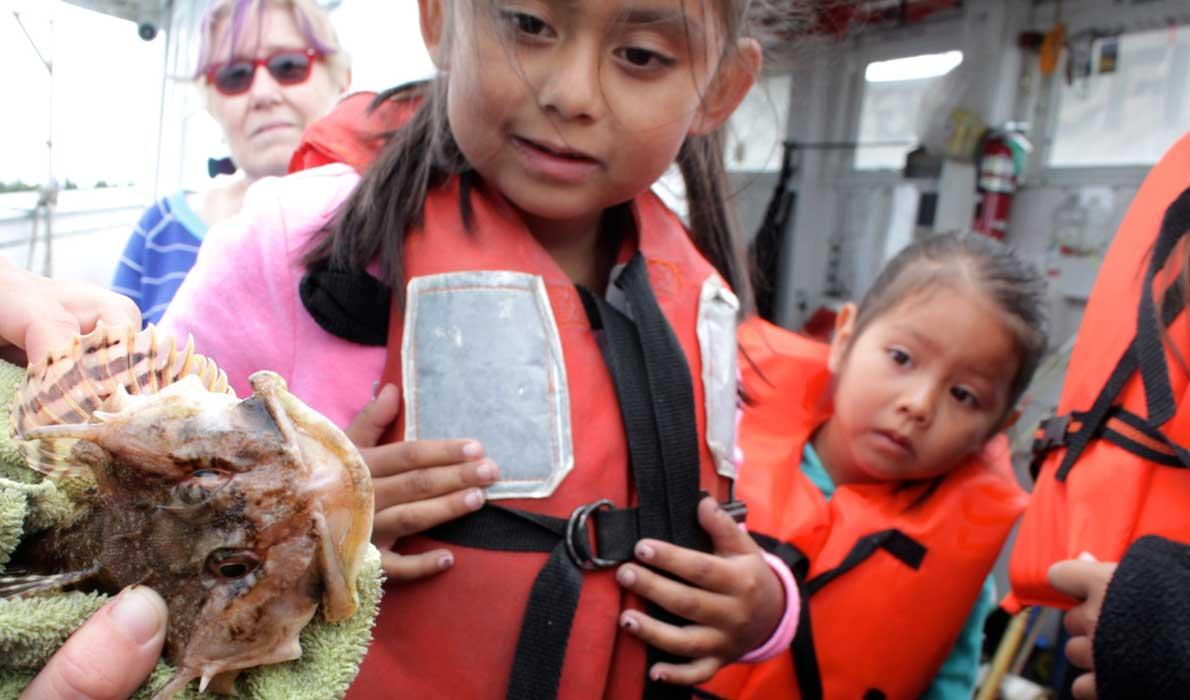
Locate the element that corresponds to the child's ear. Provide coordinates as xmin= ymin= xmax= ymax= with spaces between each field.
xmin=418 ymin=0 xmax=448 ymax=69
xmin=690 ymin=37 xmax=763 ymax=136
xmin=827 ymin=303 xmax=858 ymax=374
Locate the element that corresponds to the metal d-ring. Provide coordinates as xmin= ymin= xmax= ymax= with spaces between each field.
xmin=564 ymin=498 xmax=617 ymax=570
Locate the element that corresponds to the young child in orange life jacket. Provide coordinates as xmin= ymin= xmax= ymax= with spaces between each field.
xmin=705 ymin=233 xmax=1048 ymax=700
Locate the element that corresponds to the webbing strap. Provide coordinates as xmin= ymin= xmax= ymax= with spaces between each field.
xmin=581 ymin=253 xmax=709 ymax=699
xmin=1055 ymin=189 xmax=1190 ymax=479
xmin=1034 ymin=408 xmax=1190 ymax=475
xmin=617 ymin=254 xmax=708 ymax=552
xmin=805 ymin=529 xmax=926 ymax=595
xmin=1135 ymin=187 xmax=1190 ymax=426
xmin=430 ymin=253 xmax=704 ymax=700
xmin=749 ymin=528 xmax=926 ymax=700
xmin=752 ymin=533 xmax=824 ymax=700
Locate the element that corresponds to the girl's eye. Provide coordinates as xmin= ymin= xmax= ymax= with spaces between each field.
xmin=887 ymin=348 xmax=911 ymax=366
xmin=951 ymin=386 xmax=981 ymax=408
xmin=616 ymin=47 xmax=674 ymax=70
xmin=502 ymin=10 xmax=551 ymax=38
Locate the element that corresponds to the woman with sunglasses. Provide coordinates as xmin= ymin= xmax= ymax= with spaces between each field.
xmin=113 ymin=0 xmax=350 ymax=325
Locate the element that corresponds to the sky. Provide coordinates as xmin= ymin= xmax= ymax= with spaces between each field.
xmin=0 ymin=1 xmax=434 ymax=189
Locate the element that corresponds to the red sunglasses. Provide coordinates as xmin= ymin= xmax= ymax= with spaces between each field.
xmin=203 ymin=47 xmax=322 ymax=96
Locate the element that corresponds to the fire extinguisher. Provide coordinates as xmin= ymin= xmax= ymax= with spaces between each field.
xmin=972 ymin=132 xmax=1016 ymax=240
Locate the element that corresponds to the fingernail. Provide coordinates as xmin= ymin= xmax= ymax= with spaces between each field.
xmin=371 ymin=380 xmax=381 ymax=399
xmin=110 ymin=585 xmax=167 ymax=645
xmin=1078 ymin=551 xmax=1098 ymax=562
xmin=476 ymin=460 xmax=496 ymax=481
xmin=620 ymin=613 xmax=638 ymax=631
xmin=650 ymin=669 xmax=667 ymax=683
xmin=462 ymin=441 xmax=483 ymax=459
xmin=438 ymin=553 xmax=454 ymax=570
xmin=635 ymin=542 xmax=655 ymax=561
xmin=617 ymin=566 xmax=637 ymax=586
xmin=464 ymin=488 xmax=485 ymax=510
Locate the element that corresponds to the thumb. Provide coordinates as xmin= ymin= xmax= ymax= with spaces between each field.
xmin=22 ymin=586 xmax=167 ymax=700
xmin=698 ymin=496 xmax=755 ymax=556
xmin=346 ymin=383 xmax=401 ymax=448
xmin=1048 ymin=559 xmax=1102 ymax=601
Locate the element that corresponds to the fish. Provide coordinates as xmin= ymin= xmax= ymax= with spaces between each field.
xmin=3 ymin=323 xmax=374 ymax=699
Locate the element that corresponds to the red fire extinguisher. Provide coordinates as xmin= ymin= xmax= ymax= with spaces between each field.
xmin=973 ymin=132 xmax=1016 ymax=240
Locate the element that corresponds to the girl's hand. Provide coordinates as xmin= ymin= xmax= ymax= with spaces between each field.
xmin=1048 ymin=556 xmax=1118 ymax=700
xmin=346 ymin=383 xmax=499 ymax=580
xmin=615 ymin=496 xmax=784 ymax=685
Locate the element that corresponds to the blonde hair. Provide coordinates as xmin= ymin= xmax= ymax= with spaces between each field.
xmin=195 ymin=0 xmax=350 ymax=87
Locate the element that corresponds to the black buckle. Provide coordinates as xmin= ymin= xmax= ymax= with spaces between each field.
xmin=565 ymin=499 xmax=617 ymax=570
xmin=1032 ymin=414 xmax=1072 ymax=456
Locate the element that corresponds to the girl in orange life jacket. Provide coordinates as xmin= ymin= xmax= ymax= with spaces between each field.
xmin=706 ymin=233 xmax=1047 ymax=700
xmin=159 ymin=0 xmax=809 ymax=698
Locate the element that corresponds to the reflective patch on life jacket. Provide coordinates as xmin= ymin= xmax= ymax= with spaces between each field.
xmin=401 ymin=271 xmax=574 ymax=499
xmin=698 ymin=274 xmax=741 ymax=480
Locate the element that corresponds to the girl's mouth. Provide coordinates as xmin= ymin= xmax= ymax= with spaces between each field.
xmin=873 ymin=430 xmax=915 ymax=457
xmin=511 ymin=136 xmax=601 ymax=184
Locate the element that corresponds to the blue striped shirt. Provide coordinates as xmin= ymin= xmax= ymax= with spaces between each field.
xmin=112 ymin=192 xmax=207 ymax=326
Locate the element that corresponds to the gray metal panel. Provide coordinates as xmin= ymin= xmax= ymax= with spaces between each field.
xmin=402 ymin=272 xmax=573 ymax=500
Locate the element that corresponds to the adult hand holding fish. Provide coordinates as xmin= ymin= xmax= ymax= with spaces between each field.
xmin=0 ymin=258 xmax=140 ymax=366
xmin=0 ymin=260 xmax=162 ymax=700
xmin=21 ymin=586 xmax=168 ymax=700
xmin=347 ymin=383 xmax=499 ymax=579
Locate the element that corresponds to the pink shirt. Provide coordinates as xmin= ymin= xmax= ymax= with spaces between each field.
xmin=160 ymin=163 xmax=379 ymax=429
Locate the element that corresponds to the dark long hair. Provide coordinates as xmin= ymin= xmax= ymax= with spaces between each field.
xmin=302 ymin=0 xmax=808 ymax=307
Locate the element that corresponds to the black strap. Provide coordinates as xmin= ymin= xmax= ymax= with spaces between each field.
xmin=752 ymin=534 xmax=824 ymax=700
xmin=581 ymin=253 xmax=709 ymax=699
xmin=1134 ymin=187 xmax=1190 ymax=426
xmin=752 ymin=529 xmax=926 ymax=700
xmin=1055 ymin=188 xmax=1190 ymax=478
xmin=805 ymin=529 xmax=926 ymax=595
xmin=425 ymin=504 xmax=641 ymax=562
xmin=616 ymin=254 xmax=708 ymax=552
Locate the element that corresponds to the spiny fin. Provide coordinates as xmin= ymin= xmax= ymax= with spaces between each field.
xmin=0 ymin=566 xmax=100 ymax=599
xmin=10 ymin=322 xmax=234 ymax=479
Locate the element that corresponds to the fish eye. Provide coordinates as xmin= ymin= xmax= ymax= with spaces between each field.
xmin=172 ymin=469 xmax=231 ymax=507
xmin=206 ymin=549 xmax=261 ymax=580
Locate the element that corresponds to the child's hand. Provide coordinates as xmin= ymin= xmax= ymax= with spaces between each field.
xmin=1048 ymin=555 xmax=1119 ymax=700
xmin=346 ymin=383 xmax=499 ymax=580
xmin=615 ymin=496 xmax=784 ymax=685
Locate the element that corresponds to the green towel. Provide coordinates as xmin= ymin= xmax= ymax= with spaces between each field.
xmin=0 ymin=359 xmax=382 ymax=699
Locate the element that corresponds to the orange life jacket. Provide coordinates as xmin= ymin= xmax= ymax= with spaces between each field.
xmin=705 ymin=318 xmax=1028 ymax=700
xmin=288 ymin=90 xmax=413 ymax=175
xmin=298 ymin=92 xmax=741 ymax=700
xmin=1008 ymin=133 xmax=1190 ymax=609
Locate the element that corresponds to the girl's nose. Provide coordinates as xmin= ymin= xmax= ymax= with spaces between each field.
xmin=536 ymin=41 xmax=604 ymax=122
xmin=897 ymin=382 xmax=937 ymax=426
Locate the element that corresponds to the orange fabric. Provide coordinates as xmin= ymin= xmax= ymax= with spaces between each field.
xmin=1008 ymin=133 xmax=1190 ymax=610
xmin=288 ymin=90 xmax=415 ymax=175
xmin=317 ymin=103 xmax=732 ymax=697
xmin=706 ymin=318 xmax=1027 ymax=699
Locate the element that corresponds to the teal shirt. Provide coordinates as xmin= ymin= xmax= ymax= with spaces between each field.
xmin=801 ymin=444 xmax=992 ymax=700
